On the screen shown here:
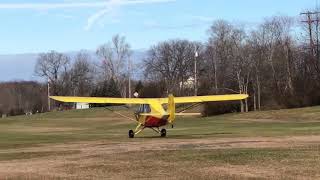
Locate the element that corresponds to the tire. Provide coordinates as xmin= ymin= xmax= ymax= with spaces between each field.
xmin=160 ymin=129 xmax=167 ymax=137
xmin=128 ymin=130 xmax=134 ymax=138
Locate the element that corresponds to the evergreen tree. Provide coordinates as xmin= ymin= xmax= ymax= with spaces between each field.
xmin=106 ymin=78 xmax=121 ymax=97
xmin=134 ymin=81 xmax=144 ymax=94
xmin=90 ymin=78 xmax=121 ymax=107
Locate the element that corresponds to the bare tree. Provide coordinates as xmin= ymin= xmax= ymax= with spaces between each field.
xmin=207 ymin=21 xmax=251 ymax=112
xmin=206 ymin=20 xmax=235 ymax=93
xmin=144 ymin=39 xmax=201 ymax=96
xmin=71 ymin=51 xmax=94 ymax=96
xmin=247 ymin=30 xmax=265 ymax=110
xmin=261 ymin=16 xmax=296 ymax=103
xmin=96 ymin=34 xmax=131 ymax=97
xmin=230 ymin=27 xmax=251 ymax=112
xmin=244 ymin=16 xmax=296 ymax=109
xmin=34 ymin=51 xmax=70 ymax=96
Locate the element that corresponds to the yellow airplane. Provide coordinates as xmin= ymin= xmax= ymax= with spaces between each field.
xmin=50 ymin=94 xmax=248 ymax=138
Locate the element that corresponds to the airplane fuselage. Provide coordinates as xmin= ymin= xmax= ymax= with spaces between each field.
xmin=130 ymin=112 xmax=170 ymax=138
xmin=134 ymin=102 xmax=170 ymax=128
xmin=143 ymin=115 xmax=169 ymax=127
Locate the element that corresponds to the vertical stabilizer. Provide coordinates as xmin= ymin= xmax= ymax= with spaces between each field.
xmin=168 ymin=94 xmax=175 ymax=124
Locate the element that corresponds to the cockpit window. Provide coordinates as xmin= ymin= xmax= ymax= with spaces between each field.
xmin=137 ymin=104 xmax=151 ymax=113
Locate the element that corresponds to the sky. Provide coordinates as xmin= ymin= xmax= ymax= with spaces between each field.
xmin=0 ymin=0 xmax=317 ymax=55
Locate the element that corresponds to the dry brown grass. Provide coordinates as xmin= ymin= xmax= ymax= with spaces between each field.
xmin=0 ymin=135 xmax=320 ymax=179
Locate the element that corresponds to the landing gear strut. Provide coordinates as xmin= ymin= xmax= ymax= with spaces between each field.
xmin=129 ymin=125 xmax=167 ymax=138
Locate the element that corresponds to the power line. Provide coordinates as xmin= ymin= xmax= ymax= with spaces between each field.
xmin=300 ymin=10 xmax=320 ymax=72
xmin=301 ymin=11 xmax=320 ymax=15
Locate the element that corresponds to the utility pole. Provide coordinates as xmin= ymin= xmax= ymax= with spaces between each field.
xmin=301 ymin=11 xmax=320 ymax=73
xmin=194 ymin=50 xmax=199 ymax=96
xmin=301 ymin=11 xmax=319 ymax=55
xmin=128 ymin=55 xmax=132 ymax=98
xmin=47 ymin=78 xmax=50 ymax=111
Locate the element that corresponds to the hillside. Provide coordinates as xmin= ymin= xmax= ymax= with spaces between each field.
xmin=0 ymin=49 xmax=147 ymax=82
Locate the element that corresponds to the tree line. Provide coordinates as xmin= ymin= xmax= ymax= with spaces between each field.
xmin=145 ymin=15 xmax=320 ymax=114
xmin=1 ymin=12 xmax=320 ymax=116
xmin=0 ymin=81 xmax=47 ymax=116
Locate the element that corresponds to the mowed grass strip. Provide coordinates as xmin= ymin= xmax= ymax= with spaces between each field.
xmin=0 ymin=106 xmax=320 ymax=149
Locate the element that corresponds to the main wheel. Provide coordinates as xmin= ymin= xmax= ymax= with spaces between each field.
xmin=128 ymin=130 xmax=134 ymax=138
xmin=160 ymin=129 xmax=167 ymax=137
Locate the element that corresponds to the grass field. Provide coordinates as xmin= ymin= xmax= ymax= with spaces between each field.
xmin=1 ymin=106 xmax=320 ymax=179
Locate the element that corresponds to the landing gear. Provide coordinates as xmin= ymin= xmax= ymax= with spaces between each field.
xmin=128 ymin=130 xmax=134 ymax=138
xmin=160 ymin=129 xmax=167 ymax=137
xmin=128 ymin=126 xmax=167 ymax=138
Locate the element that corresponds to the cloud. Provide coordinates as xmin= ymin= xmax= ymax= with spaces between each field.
xmin=0 ymin=0 xmax=176 ymax=10
xmin=84 ymin=0 xmax=121 ymax=31
xmin=0 ymin=0 xmax=176 ymax=30
xmin=0 ymin=1 xmax=171 ymax=10
xmin=84 ymin=0 xmax=176 ymax=31
xmin=0 ymin=2 xmax=107 ymax=10
xmin=85 ymin=8 xmax=111 ymax=30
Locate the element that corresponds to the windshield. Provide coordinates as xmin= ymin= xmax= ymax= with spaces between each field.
xmin=137 ymin=104 xmax=151 ymax=113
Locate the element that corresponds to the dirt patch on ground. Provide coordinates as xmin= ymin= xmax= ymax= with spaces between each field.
xmin=200 ymin=165 xmax=277 ymax=179
xmin=3 ymin=135 xmax=319 ymax=154
xmin=0 ymin=135 xmax=320 ymax=179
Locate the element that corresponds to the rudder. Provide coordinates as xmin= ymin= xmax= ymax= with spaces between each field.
xmin=168 ymin=94 xmax=175 ymax=124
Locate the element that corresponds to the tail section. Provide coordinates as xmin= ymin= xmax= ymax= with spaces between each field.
xmin=168 ymin=94 xmax=175 ymax=124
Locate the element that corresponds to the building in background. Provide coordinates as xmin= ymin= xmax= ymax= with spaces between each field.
xmin=76 ymin=103 xmax=90 ymax=109
xmin=179 ymin=77 xmax=195 ymax=89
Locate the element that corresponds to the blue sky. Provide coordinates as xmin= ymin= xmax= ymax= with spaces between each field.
xmin=0 ymin=0 xmax=316 ymax=54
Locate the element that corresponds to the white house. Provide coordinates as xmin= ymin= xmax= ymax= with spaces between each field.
xmin=179 ymin=77 xmax=195 ymax=89
xmin=76 ymin=103 xmax=90 ymax=109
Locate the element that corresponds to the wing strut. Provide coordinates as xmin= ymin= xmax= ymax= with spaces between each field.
xmin=104 ymin=107 xmax=137 ymax=122
xmin=177 ymin=103 xmax=202 ymax=113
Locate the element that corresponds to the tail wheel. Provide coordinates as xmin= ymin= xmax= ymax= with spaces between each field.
xmin=160 ymin=129 xmax=167 ymax=137
xmin=128 ymin=130 xmax=134 ymax=138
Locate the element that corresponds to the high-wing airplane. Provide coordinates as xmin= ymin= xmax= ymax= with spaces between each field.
xmin=50 ymin=94 xmax=248 ymax=138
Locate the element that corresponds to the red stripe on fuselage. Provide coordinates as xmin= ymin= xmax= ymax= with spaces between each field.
xmin=144 ymin=116 xmax=168 ymax=127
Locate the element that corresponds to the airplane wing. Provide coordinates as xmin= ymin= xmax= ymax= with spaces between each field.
xmin=50 ymin=96 xmax=162 ymax=104
xmin=50 ymin=94 xmax=248 ymax=105
xmin=159 ymin=94 xmax=249 ymax=104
